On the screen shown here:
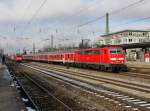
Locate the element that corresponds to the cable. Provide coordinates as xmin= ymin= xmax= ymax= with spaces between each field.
xmin=71 ymin=0 xmax=105 ymax=18
xmin=83 ymin=16 xmax=150 ymax=35
xmin=78 ymin=15 xmax=105 ymax=27
xmin=20 ymin=0 xmax=32 ymax=21
xmin=110 ymin=0 xmax=144 ymax=15
xmin=14 ymin=0 xmax=32 ymax=35
xmin=78 ymin=16 xmax=150 ymax=36
xmin=22 ymin=0 xmax=103 ymax=37
xmin=78 ymin=0 xmax=145 ymax=28
xmin=28 ymin=0 xmax=48 ymax=24
xmin=21 ymin=0 xmax=48 ymax=37
xmin=112 ymin=16 xmax=150 ymax=28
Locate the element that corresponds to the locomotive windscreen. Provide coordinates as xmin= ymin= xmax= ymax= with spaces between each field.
xmin=110 ymin=48 xmax=122 ymax=54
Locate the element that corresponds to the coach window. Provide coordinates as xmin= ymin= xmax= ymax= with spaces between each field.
xmin=85 ymin=50 xmax=92 ymax=54
xmin=89 ymin=50 xmax=93 ymax=54
xmin=110 ymin=49 xmax=116 ymax=54
xmin=117 ymin=49 xmax=122 ymax=54
xmin=93 ymin=50 xmax=100 ymax=54
xmin=84 ymin=51 xmax=88 ymax=54
xmin=80 ymin=51 xmax=84 ymax=55
xmin=104 ymin=50 xmax=107 ymax=54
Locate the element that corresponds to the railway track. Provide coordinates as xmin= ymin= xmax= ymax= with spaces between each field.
xmin=30 ymin=62 xmax=150 ymax=80
xmin=20 ymin=62 xmax=150 ymax=111
xmin=121 ymin=72 xmax=150 ymax=80
xmin=7 ymin=63 xmax=73 ymax=111
xmin=23 ymin=62 xmax=150 ymax=94
xmin=129 ymin=66 xmax=150 ymax=70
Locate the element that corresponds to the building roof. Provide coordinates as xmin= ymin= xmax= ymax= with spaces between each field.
xmin=121 ymin=42 xmax=150 ymax=49
xmin=101 ymin=29 xmax=150 ymax=37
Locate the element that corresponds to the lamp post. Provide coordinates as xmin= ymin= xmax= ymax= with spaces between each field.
xmin=43 ymin=38 xmax=50 ymax=52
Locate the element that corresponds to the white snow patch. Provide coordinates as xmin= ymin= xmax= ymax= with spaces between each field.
xmin=26 ymin=107 xmax=36 ymax=111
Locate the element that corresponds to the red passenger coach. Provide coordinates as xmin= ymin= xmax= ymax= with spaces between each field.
xmin=48 ymin=53 xmax=63 ymax=63
xmin=23 ymin=54 xmax=34 ymax=61
xmin=63 ymin=52 xmax=75 ymax=64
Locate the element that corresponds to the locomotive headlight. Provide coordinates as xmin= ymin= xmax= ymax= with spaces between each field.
xmin=110 ymin=58 xmax=116 ymax=60
xmin=118 ymin=58 xmax=124 ymax=60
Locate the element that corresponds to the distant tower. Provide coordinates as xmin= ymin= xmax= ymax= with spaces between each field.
xmin=51 ymin=35 xmax=53 ymax=50
xmin=33 ymin=43 xmax=35 ymax=53
xmin=105 ymin=13 xmax=109 ymax=35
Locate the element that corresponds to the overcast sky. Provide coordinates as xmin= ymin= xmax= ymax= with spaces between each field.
xmin=0 ymin=0 xmax=150 ymax=53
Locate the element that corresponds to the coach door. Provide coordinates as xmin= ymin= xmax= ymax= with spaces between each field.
xmin=63 ymin=54 xmax=65 ymax=64
xmin=103 ymin=49 xmax=107 ymax=64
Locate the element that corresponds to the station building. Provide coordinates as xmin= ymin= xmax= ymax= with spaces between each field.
xmin=97 ymin=30 xmax=150 ymax=62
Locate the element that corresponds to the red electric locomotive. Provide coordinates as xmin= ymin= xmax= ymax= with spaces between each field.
xmin=22 ymin=45 xmax=127 ymax=72
xmin=74 ymin=46 xmax=126 ymax=72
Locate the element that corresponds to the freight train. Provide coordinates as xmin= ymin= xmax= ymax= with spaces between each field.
xmin=22 ymin=45 xmax=127 ymax=72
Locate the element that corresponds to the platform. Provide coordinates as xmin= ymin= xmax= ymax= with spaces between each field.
xmin=126 ymin=61 xmax=150 ymax=68
xmin=0 ymin=64 xmax=26 ymax=111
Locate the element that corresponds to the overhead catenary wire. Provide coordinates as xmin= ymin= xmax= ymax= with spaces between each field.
xmin=20 ymin=0 xmax=32 ymax=22
xmin=81 ymin=16 xmax=150 ymax=35
xmin=78 ymin=0 xmax=145 ymax=28
xmin=28 ymin=0 xmax=48 ymax=24
xmin=78 ymin=16 xmax=150 ymax=36
xmin=21 ymin=0 xmax=147 ymax=42
xmin=102 ymin=18 xmax=150 ymax=35
xmin=14 ymin=0 xmax=32 ymax=36
xmin=69 ymin=0 xmax=105 ymax=19
xmin=112 ymin=16 xmax=150 ymax=28
xmin=21 ymin=0 xmax=48 ymax=37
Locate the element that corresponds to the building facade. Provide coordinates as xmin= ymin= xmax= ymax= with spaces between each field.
xmin=100 ymin=30 xmax=150 ymax=45
xmin=97 ymin=30 xmax=150 ymax=62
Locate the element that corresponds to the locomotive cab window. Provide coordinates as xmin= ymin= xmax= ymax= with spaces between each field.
xmin=93 ymin=50 xmax=100 ymax=54
xmin=117 ymin=49 xmax=122 ymax=54
xmin=104 ymin=50 xmax=107 ymax=54
xmin=80 ymin=51 xmax=85 ymax=55
xmin=84 ymin=50 xmax=93 ymax=54
xmin=110 ymin=48 xmax=122 ymax=54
